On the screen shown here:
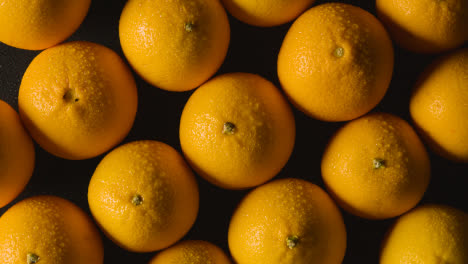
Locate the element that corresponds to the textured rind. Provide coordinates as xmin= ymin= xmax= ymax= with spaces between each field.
xmin=321 ymin=113 xmax=430 ymax=219
xmin=277 ymin=3 xmax=394 ymax=122
xmin=377 ymin=0 xmax=468 ymax=53
xmin=0 ymin=195 xmax=103 ymax=264
xmin=149 ymin=240 xmax=231 ymax=264
xmin=18 ymin=41 xmax=138 ymax=160
xmin=221 ymin=0 xmax=316 ymax=27
xmin=179 ymin=73 xmax=295 ymax=189
xmin=0 ymin=100 xmax=35 ymax=208
xmin=119 ymin=0 xmax=230 ymax=91
xmin=0 ymin=0 xmax=91 ymax=50
xmin=88 ymin=140 xmax=199 ymax=252
xmin=381 ymin=204 xmax=468 ymax=264
xmin=410 ymin=48 xmax=468 ymax=162
xmin=228 ymin=178 xmax=346 ymax=264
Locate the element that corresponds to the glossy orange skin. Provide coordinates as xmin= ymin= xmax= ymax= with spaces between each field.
xmin=149 ymin=240 xmax=231 ymax=264
xmin=0 ymin=100 xmax=35 ymax=208
xmin=180 ymin=73 xmax=295 ymax=189
xmin=322 ymin=113 xmax=431 ymax=219
xmin=0 ymin=0 xmax=91 ymax=50
xmin=377 ymin=0 xmax=468 ymax=53
xmin=221 ymin=0 xmax=316 ymax=27
xmin=119 ymin=0 xmax=230 ymax=91
xmin=0 ymin=195 xmax=103 ymax=264
xmin=278 ymin=3 xmax=394 ymax=122
xmin=19 ymin=41 xmax=138 ymax=160
xmin=228 ymin=178 xmax=346 ymax=264
xmin=88 ymin=140 xmax=199 ymax=252
xmin=381 ymin=204 xmax=468 ymax=263
xmin=410 ymin=48 xmax=468 ymax=162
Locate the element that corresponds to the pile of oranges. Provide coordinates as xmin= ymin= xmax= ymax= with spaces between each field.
xmin=0 ymin=0 xmax=467 ymax=263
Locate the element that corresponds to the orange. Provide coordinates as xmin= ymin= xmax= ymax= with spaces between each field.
xmin=321 ymin=113 xmax=431 ymax=219
xmin=18 ymin=41 xmax=138 ymax=160
xmin=0 ymin=100 xmax=35 ymax=208
xmin=377 ymin=0 xmax=468 ymax=54
xmin=410 ymin=48 xmax=468 ymax=162
xmin=380 ymin=204 xmax=468 ymax=264
xmin=0 ymin=0 xmax=90 ymax=50
xmin=88 ymin=140 xmax=199 ymax=252
xmin=221 ymin=0 xmax=315 ymax=27
xmin=228 ymin=178 xmax=346 ymax=264
xmin=179 ymin=72 xmax=295 ymax=189
xmin=277 ymin=3 xmax=394 ymax=122
xmin=0 ymin=195 xmax=103 ymax=264
xmin=149 ymin=240 xmax=231 ymax=264
xmin=119 ymin=0 xmax=230 ymax=92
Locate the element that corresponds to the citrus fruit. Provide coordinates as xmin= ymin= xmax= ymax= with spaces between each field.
xmin=88 ymin=140 xmax=199 ymax=252
xmin=0 ymin=100 xmax=35 ymax=208
xmin=380 ymin=204 xmax=468 ymax=264
xmin=179 ymin=72 xmax=295 ymax=189
xmin=410 ymin=48 xmax=468 ymax=162
xmin=0 ymin=195 xmax=103 ymax=264
xmin=321 ymin=113 xmax=431 ymax=219
xmin=277 ymin=3 xmax=394 ymax=122
xmin=221 ymin=0 xmax=316 ymax=27
xmin=228 ymin=178 xmax=346 ymax=264
xmin=18 ymin=41 xmax=138 ymax=160
xmin=377 ymin=0 xmax=468 ymax=54
xmin=119 ymin=0 xmax=230 ymax=92
xmin=149 ymin=240 xmax=231 ymax=264
xmin=0 ymin=0 xmax=91 ymax=50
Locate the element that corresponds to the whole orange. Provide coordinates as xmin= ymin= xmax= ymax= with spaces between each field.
xmin=0 ymin=195 xmax=103 ymax=264
xmin=0 ymin=0 xmax=90 ymax=50
xmin=149 ymin=240 xmax=231 ymax=264
xmin=410 ymin=48 xmax=468 ymax=162
xmin=119 ymin=0 xmax=230 ymax=92
xmin=228 ymin=178 xmax=346 ymax=264
xmin=0 ymin=100 xmax=35 ymax=208
xmin=381 ymin=204 xmax=468 ymax=263
xmin=322 ymin=113 xmax=431 ymax=219
xmin=221 ymin=0 xmax=316 ymax=27
xmin=277 ymin=3 xmax=394 ymax=122
xmin=18 ymin=41 xmax=138 ymax=160
xmin=377 ymin=0 xmax=468 ymax=53
xmin=88 ymin=140 xmax=199 ymax=252
xmin=179 ymin=73 xmax=295 ymax=189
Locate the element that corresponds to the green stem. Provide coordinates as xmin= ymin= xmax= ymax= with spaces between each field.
xmin=223 ymin=122 xmax=236 ymax=135
xmin=286 ymin=235 xmax=299 ymax=249
xmin=132 ymin=194 xmax=143 ymax=206
xmin=27 ymin=253 xmax=40 ymax=264
xmin=185 ymin=22 xmax=194 ymax=32
xmin=333 ymin=47 xmax=345 ymax=58
xmin=373 ymin=158 xmax=386 ymax=169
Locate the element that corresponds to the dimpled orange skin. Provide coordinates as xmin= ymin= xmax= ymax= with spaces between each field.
xmin=0 ymin=195 xmax=103 ymax=264
xmin=18 ymin=41 xmax=138 ymax=160
xmin=0 ymin=100 xmax=35 ymax=208
xmin=149 ymin=240 xmax=232 ymax=264
xmin=277 ymin=3 xmax=394 ymax=122
xmin=410 ymin=48 xmax=468 ymax=162
xmin=221 ymin=0 xmax=316 ymax=27
xmin=377 ymin=0 xmax=468 ymax=54
xmin=88 ymin=140 xmax=199 ymax=253
xmin=322 ymin=113 xmax=431 ymax=220
xmin=119 ymin=0 xmax=230 ymax=92
xmin=380 ymin=204 xmax=468 ymax=264
xmin=0 ymin=0 xmax=91 ymax=50
xmin=228 ymin=178 xmax=346 ymax=264
xmin=179 ymin=73 xmax=295 ymax=189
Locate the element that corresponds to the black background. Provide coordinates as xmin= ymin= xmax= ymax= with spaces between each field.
xmin=0 ymin=0 xmax=467 ymax=263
